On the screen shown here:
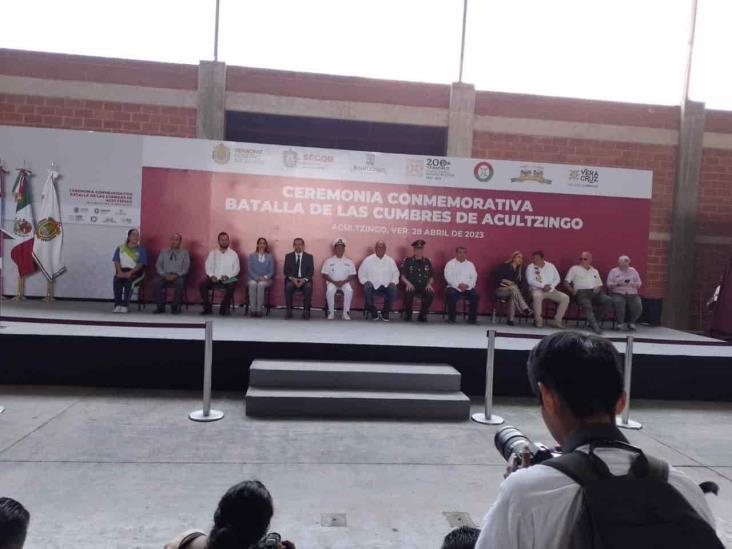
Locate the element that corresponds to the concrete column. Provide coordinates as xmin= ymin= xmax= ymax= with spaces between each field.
xmin=446 ymin=82 xmax=476 ymax=157
xmin=196 ymin=61 xmax=226 ymax=140
xmin=663 ymin=99 xmax=706 ymax=330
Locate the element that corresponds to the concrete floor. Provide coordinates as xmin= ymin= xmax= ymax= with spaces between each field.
xmin=0 ymin=387 xmax=730 ymax=548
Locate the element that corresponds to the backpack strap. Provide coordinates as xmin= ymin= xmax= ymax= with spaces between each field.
xmin=543 ymin=443 xmax=670 ymax=485
xmin=542 ymin=451 xmax=607 ymax=486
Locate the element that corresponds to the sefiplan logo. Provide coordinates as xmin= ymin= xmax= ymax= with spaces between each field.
xmin=511 ymin=165 xmax=551 ymax=184
xmin=212 ymin=143 xmax=231 ymax=165
xmin=473 ymin=161 xmax=494 ymax=182
xmin=282 ymin=148 xmax=299 ymax=168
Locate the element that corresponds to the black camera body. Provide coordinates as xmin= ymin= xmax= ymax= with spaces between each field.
xmin=258 ymin=532 xmax=282 ymax=548
xmin=494 ymin=425 xmax=561 ymax=464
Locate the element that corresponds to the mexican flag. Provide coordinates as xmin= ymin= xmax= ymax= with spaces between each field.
xmin=10 ymin=169 xmax=36 ymax=277
xmin=33 ymin=169 xmax=65 ymax=280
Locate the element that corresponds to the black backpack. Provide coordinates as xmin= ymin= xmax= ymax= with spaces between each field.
xmin=542 ymin=441 xmax=723 ymax=549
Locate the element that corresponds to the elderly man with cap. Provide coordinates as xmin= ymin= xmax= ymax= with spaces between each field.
xmin=321 ymin=237 xmax=357 ymax=320
xmin=400 ymin=239 xmax=435 ymax=322
xmin=606 ymin=254 xmax=643 ymax=330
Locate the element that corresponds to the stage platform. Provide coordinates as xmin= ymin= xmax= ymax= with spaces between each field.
xmin=1 ymin=300 xmax=731 ymax=401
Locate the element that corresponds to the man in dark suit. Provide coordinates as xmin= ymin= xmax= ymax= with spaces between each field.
xmin=284 ymin=237 xmax=314 ymax=319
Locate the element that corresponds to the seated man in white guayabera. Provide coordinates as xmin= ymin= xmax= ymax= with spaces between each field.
xmin=321 ymin=237 xmax=357 ymax=320
xmin=526 ymin=250 xmax=569 ymax=329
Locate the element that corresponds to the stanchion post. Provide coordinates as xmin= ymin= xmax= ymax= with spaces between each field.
xmin=616 ymin=335 xmax=642 ymax=430
xmin=189 ymin=320 xmax=224 ymax=422
xmin=471 ymin=329 xmax=505 ymax=425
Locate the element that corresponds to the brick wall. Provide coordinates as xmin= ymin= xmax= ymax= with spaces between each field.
xmin=692 ymin=147 xmax=732 ymax=329
xmin=472 ymin=132 xmax=676 ymax=298
xmin=226 ymin=66 xmax=450 ymax=109
xmin=0 ymin=94 xmax=196 ymax=137
xmin=475 ymin=91 xmax=679 ymax=129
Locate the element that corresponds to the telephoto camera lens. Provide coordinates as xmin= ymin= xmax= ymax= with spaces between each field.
xmin=494 ymin=426 xmax=532 ymax=462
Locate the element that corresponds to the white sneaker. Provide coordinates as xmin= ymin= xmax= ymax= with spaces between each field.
xmin=327 ymin=311 xmax=335 ymax=320
xmin=113 ymin=306 xmax=121 ymax=313
xmin=120 ymin=306 xmax=129 ymax=313
xmin=616 ymin=323 xmax=626 ymax=331
xmin=628 ymin=323 xmax=637 ymax=331
xmin=342 ymin=312 xmax=351 ymax=321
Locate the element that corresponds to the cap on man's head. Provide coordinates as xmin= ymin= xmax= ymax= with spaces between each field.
xmin=411 ymin=239 xmax=426 ymax=248
xmin=333 ymin=237 xmax=347 ymax=247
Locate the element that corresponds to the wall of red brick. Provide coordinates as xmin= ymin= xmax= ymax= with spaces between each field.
xmin=471 ymin=132 xmax=676 ymax=298
xmin=226 ymin=66 xmax=450 ymax=109
xmin=0 ymin=49 xmax=197 ymax=90
xmin=0 ymin=93 xmax=196 ymax=137
xmin=475 ymin=91 xmax=679 ymax=130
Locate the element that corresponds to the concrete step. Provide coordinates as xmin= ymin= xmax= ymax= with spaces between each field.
xmin=249 ymin=360 xmax=462 ymax=392
xmin=244 ymin=387 xmax=470 ymax=420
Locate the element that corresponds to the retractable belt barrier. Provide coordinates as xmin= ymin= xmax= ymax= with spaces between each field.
xmin=0 ymin=316 xmax=224 ymax=422
xmin=470 ymin=330 xmax=728 ymax=429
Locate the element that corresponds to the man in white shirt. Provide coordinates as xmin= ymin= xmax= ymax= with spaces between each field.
xmin=358 ymin=240 xmax=400 ymax=321
xmin=321 ymin=237 xmax=357 ymax=320
xmin=526 ymin=250 xmax=569 ymax=328
xmin=565 ymin=251 xmax=613 ymax=334
xmin=475 ymin=332 xmax=718 ymax=549
xmin=444 ymin=246 xmax=479 ymax=324
xmin=199 ymin=232 xmax=240 ymax=316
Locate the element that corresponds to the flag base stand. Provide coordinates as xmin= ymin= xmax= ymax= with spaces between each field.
xmin=189 ymin=409 xmax=224 ymax=422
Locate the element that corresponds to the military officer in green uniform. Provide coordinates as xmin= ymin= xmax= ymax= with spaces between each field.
xmin=400 ymin=239 xmax=435 ymax=322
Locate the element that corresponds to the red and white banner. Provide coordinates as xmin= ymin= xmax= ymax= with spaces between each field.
xmin=141 ymin=139 xmax=652 ymax=311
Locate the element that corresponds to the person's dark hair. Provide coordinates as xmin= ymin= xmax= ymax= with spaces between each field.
xmin=441 ymin=526 xmax=480 ymax=549
xmin=207 ymin=481 xmax=273 ymax=549
xmin=532 ymin=250 xmax=544 ymax=259
xmin=455 ymin=246 xmax=466 ymax=253
xmin=293 ymin=237 xmax=305 ymax=246
xmin=126 ymin=228 xmax=138 ymax=245
xmin=0 ymin=497 xmax=30 ymax=549
xmin=256 ymin=237 xmax=269 ymax=252
xmin=218 ymin=232 xmax=229 ymax=240
xmin=527 ymin=332 xmax=623 ymax=419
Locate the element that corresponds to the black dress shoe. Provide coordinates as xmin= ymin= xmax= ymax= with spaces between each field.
xmin=153 ymin=308 xmax=165 ymax=314
xmin=220 ymin=308 xmax=231 ymax=316
xmin=171 ymin=307 xmax=181 ymax=315
xmin=200 ymin=308 xmax=212 ymax=316
xmin=403 ymin=316 xmax=412 ymax=322
xmin=285 ymin=309 xmax=293 ymax=319
xmin=507 ymin=320 xmax=515 ymax=326
xmin=418 ymin=316 xmax=427 ymax=323
xmin=303 ymin=310 xmax=311 ymax=320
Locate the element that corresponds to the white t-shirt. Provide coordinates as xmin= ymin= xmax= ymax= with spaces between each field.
xmin=475 ymin=446 xmax=716 ymax=549
xmin=321 ymin=255 xmax=357 ymax=282
xmin=565 ymin=265 xmax=603 ymax=291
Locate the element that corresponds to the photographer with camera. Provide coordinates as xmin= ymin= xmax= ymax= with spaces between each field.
xmin=475 ymin=332 xmax=722 ymax=549
xmin=164 ymin=480 xmax=295 ymax=549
